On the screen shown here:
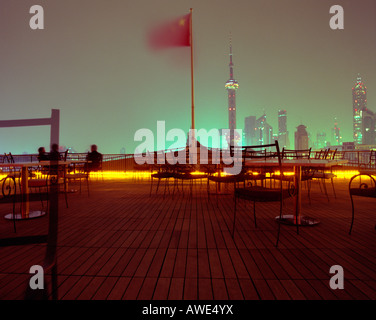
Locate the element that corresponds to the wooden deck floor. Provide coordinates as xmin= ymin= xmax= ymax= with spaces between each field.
xmin=0 ymin=176 xmax=376 ymax=300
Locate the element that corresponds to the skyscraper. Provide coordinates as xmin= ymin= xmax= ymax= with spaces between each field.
xmin=295 ymin=125 xmax=309 ymax=150
xmin=278 ymin=109 xmax=290 ymax=149
xmin=256 ymin=114 xmax=273 ymax=145
xmin=244 ymin=116 xmax=256 ymax=146
xmin=332 ymin=117 xmax=342 ymax=146
xmin=316 ymin=131 xmax=327 ymax=149
xmin=362 ymin=109 xmax=376 ymax=145
xmin=352 ymin=74 xmax=367 ymax=145
xmin=225 ymin=36 xmax=239 ymax=146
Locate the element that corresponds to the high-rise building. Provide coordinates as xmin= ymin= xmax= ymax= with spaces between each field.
xmin=295 ymin=125 xmax=309 ymax=150
xmin=316 ymin=131 xmax=327 ymax=149
xmin=244 ymin=116 xmax=256 ymax=146
xmin=225 ymin=36 xmax=239 ymax=146
xmin=352 ymin=74 xmax=367 ymax=144
xmin=362 ymin=109 xmax=376 ymax=145
xmin=256 ymin=114 xmax=273 ymax=145
xmin=278 ymin=109 xmax=290 ymax=149
xmin=332 ymin=117 xmax=342 ymax=146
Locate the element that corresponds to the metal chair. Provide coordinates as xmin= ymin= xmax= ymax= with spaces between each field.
xmin=0 ymin=178 xmax=59 ymax=300
xmin=149 ymin=151 xmax=174 ymax=198
xmin=232 ymin=141 xmax=296 ymax=247
xmin=310 ymin=148 xmax=338 ymax=200
xmin=349 ymin=173 xmax=376 ymax=234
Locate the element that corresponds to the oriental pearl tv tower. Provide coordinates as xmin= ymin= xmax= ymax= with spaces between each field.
xmin=225 ymin=35 xmax=239 ymax=147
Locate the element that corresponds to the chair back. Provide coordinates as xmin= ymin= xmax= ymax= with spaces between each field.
xmin=4 ymin=153 xmax=14 ymax=163
xmin=370 ymin=150 xmax=376 ymax=168
xmin=242 ymin=141 xmax=282 ymax=177
xmin=326 ymin=148 xmax=337 ymax=160
xmin=61 ymin=150 xmax=68 ymax=161
xmin=282 ymin=148 xmax=311 ymax=160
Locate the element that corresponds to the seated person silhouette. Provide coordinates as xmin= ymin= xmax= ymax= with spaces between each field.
xmin=48 ymin=143 xmax=62 ymax=175
xmin=49 ymin=143 xmax=62 ymax=161
xmin=37 ymin=146 xmax=50 ymax=174
xmin=86 ymin=144 xmax=103 ymax=172
xmin=37 ymin=147 xmax=49 ymax=161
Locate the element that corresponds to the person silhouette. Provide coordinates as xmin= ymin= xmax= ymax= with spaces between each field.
xmin=49 ymin=143 xmax=61 ymax=161
xmin=86 ymin=144 xmax=103 ymax=172
xmin=37 ymin=147 xmax=49 ymax=161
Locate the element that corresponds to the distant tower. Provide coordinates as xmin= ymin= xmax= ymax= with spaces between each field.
xmin=352 ymin=74 xmax=367 ymax=145
xmin=225 ymin=34 xmax=239 ymax=146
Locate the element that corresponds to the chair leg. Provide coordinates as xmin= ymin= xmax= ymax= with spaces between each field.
xmin=276 ymin=199 xmax=283 ymax=247
xmin=51 ymin=264 xmax=58 ymax=300
xmin=172 ymin=179 xmax=177 ymax=198
xmin=331 ymin=178 xmax=336 ymax=199
xmin=155 ymin=179 xmax=161 ymax=194
xmin=64 ymin=188 xmax=68 ymax=209
xmin=86 ymin=177 xmax=90 ymax=196
xmin=232 ymin=195 xmax=237 ymax=237
xmin=216 ymin=182 xmax=219 ymax=208
xmin=253 ymin=201 xmax=257 ymax=228
xmin=349 ymin=194 xmax=355 ymax=235
xmin=149 ymin=177 xmax=153 ymax=197
xmin=322 ymin=178 xmax=329 ymax=202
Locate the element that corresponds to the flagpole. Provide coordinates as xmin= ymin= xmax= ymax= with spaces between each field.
xmin=190 ymin=8 xmax=195 ymax=145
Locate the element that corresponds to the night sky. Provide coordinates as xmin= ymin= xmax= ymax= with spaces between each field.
xmin=0 ymin=0 xmax=375 ymax=154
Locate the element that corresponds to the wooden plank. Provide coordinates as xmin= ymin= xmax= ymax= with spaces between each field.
xmin=183 ymin=278 xmax=198 ymax=300
xmin=238 ymin=279 xmax=259 ymax=300
xmin=92 ymin=277 xmax=118 ymax=300
xmin=198 ymin=278 xmax=213 ymax=300
xmin=137 ymin=277 xmax=158 ymax=300
xmin=208 ymin=249 xmax=224 ymax=279
xmin=218 ymin=249 xmax=237 ymax=279
xmin=122 ymin=277 xmax=144 ymax=300
xmin=212 ymin=278 xmax=228 ymax=300
xmin=61 ymin=276 xmax=93 ymax=300
xmin=107 ymin=277 xmax=131 ymax=300
xmin=225 ymin=278 xmax=244 ymax=300
xmin=168 ymin=278 xmax=184 ymax=300
xmin=153 ymin=277 xmax=170 ymax=300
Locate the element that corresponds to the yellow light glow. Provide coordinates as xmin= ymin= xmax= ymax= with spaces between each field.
xmin=0 ymin=169 xmax=366 ymax=183
xmin=332 ymin=170 xmax=360 ymax=179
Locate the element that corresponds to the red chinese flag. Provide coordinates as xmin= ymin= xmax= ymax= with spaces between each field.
xmin=149 ymin=13 xmax=191 ymax=49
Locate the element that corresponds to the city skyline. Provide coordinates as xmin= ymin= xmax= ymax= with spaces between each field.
xmin=1 ymin=0 xmax=376 ymax=154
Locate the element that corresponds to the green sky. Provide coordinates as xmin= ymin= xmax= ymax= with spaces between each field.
xmin=0 ymin=0 xmax=375 ymax=154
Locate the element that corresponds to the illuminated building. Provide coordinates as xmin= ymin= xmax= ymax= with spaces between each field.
xmin=295 ymin=124 xmax=309 ymax=150
xmin=362 ymin=109 xmax=376 ymax=145
xmin=278 ymin=109 xmax=290 ymax=148
xmin=244 ymin=114 xmax=273 ymax=146
xmin=225 ymin=36 xmax=239 ymax=146
xmin=256 ymin=114 xmax=273 ymax=145
xmin=332 ymin=117 xmax=342 ymax=146
xmin=244 ymin=116 xmax=256 ymax=145
xmin=315 ymin=131 xmax=327 ymax=149
xmin=352 ymin=74 xmax=367 ymax=145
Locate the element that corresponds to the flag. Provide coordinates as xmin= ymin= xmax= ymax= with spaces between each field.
xmin=148 ymin=13 xmax=191 ymax=49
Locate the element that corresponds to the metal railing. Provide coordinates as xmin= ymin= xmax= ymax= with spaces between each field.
xmin=2 ymin=149 xmax=375 ymax=172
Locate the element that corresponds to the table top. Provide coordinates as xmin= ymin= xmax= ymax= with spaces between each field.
xmin=244 ymin=159 xmax=348 ymax=168
xmin=0 ymin=160 xmax=88 ymax=167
